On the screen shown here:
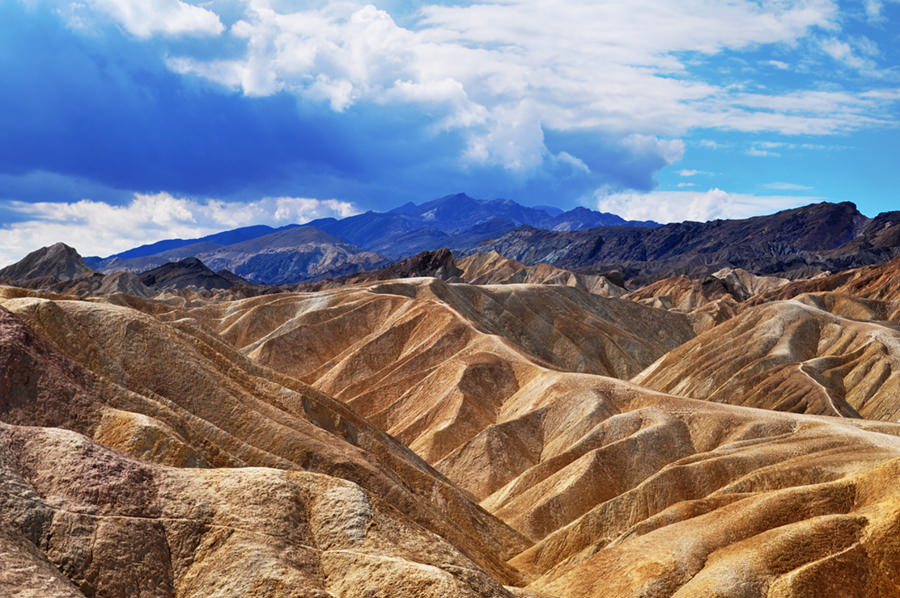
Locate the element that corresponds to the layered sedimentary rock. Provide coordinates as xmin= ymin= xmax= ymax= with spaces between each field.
xmin=180 ymin=279 xmax=692 ymax=462
xmin=0 ymin=419 xmax=519 ymax=598
xmin=634 ymin=296 xmax=900 ymax=421
xmin=0 ymin=297 xmax=527 ymax=594
xmin=295 ymin=250 xmax=627 ymax=298
xmin=171 ymin=276 xmax=900 ymax=596
xmin=4 ymin=268 xmax=900 ymax=597
xmin=457 ymin=252 xmax=627 ymax=297
xmin=751 ymin=256 xmax=900 ymax=312
xmin=623 ymin=268 xmax=790 ymax=332
xmin=625 ymin=268 xmax=788 ymax=311
xmin=472 ymin=377 xmax=900 ymax=598
xmin=292 ymin=248 xmax=465 ymax=292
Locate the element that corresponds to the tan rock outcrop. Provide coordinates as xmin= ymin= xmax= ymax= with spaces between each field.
xmin=0 ymin=300 xmax=527 ymax=588
xmin=458 ymin=252 xmax=627 ymax=297
xmin=624 ymin=268 xmax=790 ymax=332
xmin=0 ymin=421 xmax=515 ymax=598
xmin=634 ymin=298 xmax=900 ymax=421
xmin=751 ymin=255 xmax=900 ymax=308
xmin=167 ymin=278 xmax=900 ymax=596
xmin=5 ymin=270 xmax=900 ymax=598
xmin=181 ymin=278 xmax=692 ymax=464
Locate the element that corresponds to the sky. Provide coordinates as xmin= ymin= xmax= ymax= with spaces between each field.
xmin=1 ymin=0 xmax=899 ymax=264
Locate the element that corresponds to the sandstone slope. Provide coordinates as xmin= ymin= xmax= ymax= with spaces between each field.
xmin=622 ymin=268 xmax=791 ymax=332
xmin=463 ymin=375 xmax=900 ymax=598
xmin=0 ymin=297 xmax=528 ymax=591
xmin=457 ymin=252 xmax=627 ymax=297
xmin=751 ymin=256 xmax=900 ymax=316
xmin=5 ymin=274 xmax=900 ymax=597
xmin=173 ymin=276 xmax=900 ymax=596
xmin=295 ymin=250 xmax=627 ymax=298
xmin=180 ymin=279 xmax=692 ymax=463
xmin=634 ymin=297 xmax=900 ymax=421
xmin=0 ymin=419 xmax=518 ymax=598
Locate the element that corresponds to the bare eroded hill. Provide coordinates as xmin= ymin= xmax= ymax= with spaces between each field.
xmin=3 ymin=267 xmax=900 ymax=597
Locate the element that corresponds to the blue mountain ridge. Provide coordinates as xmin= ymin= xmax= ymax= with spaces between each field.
xmin=90 ymin=194 xmax=657 ymax=265
xmin=84 ymin=224 xmax=301 ymax=265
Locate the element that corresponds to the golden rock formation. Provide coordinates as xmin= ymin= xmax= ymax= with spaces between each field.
xmin=635 ymin=297 xmax=900 ymax=420
xmin=0 ymin=299 xmax=527 ymax=591
xmin=176 ymin=279 xmax=692 ymax=463
xmin=3 ymin=267 xmax=900 ymax=597
xmin=457 ymin=252 xmax=627 ymax=297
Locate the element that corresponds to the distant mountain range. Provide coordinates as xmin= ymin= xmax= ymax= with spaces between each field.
xmin=303 ymin=193 xmax=657 ymax=257
xmin=86 ymin=226 xmax=389 ymax=285
xmin=7 ymin=196 xmax=900 ymax=289
xmin=83 ymin=193 xmax=658 ymax=284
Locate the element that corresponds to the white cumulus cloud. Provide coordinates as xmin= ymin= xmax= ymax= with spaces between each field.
xmin=764 ymin=182 xmax=814 ymax=190
xmin=594 ymin=188 xmax=816 ymax=223
xmin=820 ymin=37 xmax=876 ymax=71
xmin=62 ymin=0 xmax=225 ymax=37
xmin=162 ymin=0 xmax=900 ymax=181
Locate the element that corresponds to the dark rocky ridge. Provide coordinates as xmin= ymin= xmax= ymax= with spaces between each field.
xmin=472 ymin=202 xmax=900 ymax=284
xmin=0 ymin=242 xmax=95 ymax=284
xmin=137 ymin=257 xmax=247 ymax=291
xmin=293 ymin=248 xmax=464 ymax=291
xmin=0 ymin=243 xmax=155 ymax=297
xmin=0 ymin=245 xmax=252 ymax=296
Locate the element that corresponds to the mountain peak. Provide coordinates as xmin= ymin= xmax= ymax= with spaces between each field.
xmin=439 ymin=192 xmax=475 ymax=202
xmin=138 ymin=257 xmax=241 ymax=291
xmin=0 ymin=242 xmax=95 ymax=284
xmin=176 ymin=257 xmax=205 ymax=268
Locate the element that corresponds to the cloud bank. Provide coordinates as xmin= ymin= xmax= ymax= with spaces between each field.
xmin=12 ymin=0 xmax=891 ymax=204
xmin=77 ymin=0 xmax=225 ymax=37
xmin=167 ymin=0 xmax=899 ymax=170
xmin=595 ymin=188 xmax=816 ymax=223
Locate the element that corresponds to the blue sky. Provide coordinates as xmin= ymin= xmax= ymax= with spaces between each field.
xmin=1 ymin=0 xmax=899 ymax=262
